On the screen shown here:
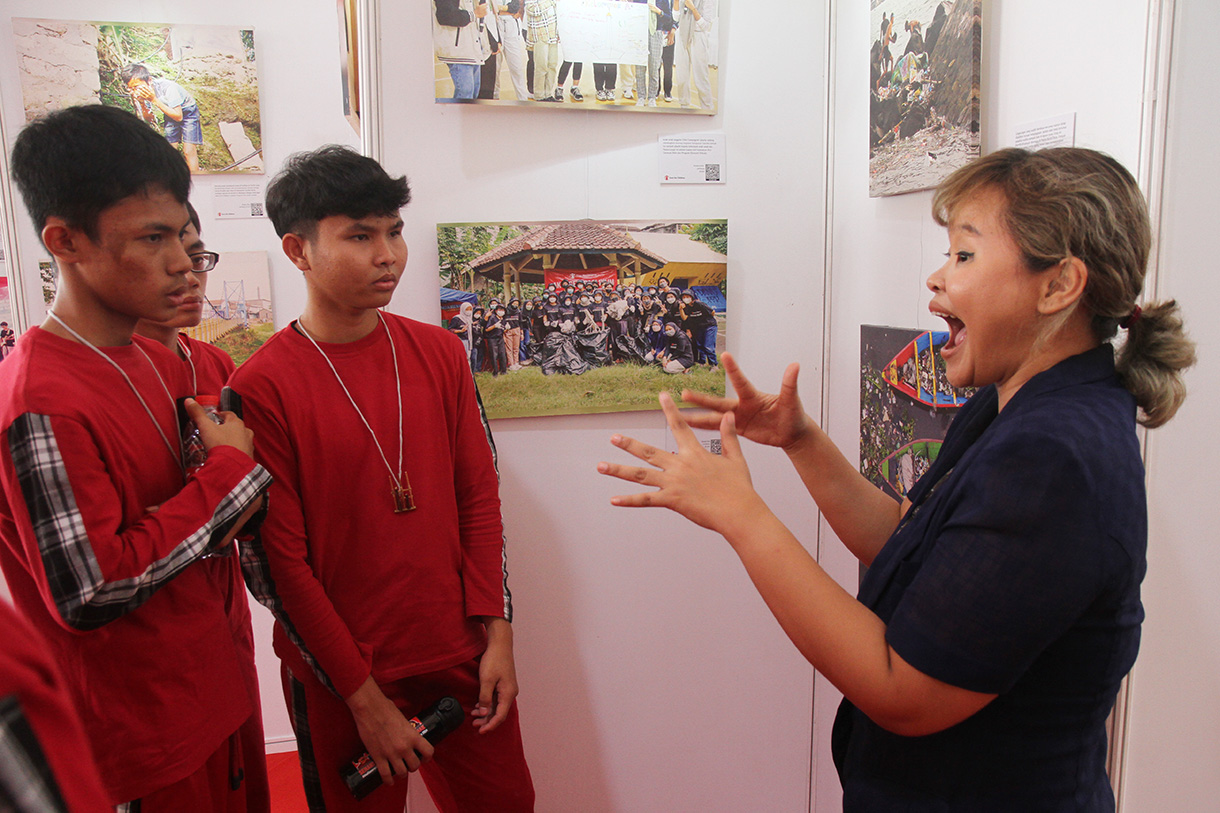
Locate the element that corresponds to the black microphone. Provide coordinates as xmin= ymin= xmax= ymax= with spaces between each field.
xmin=340 ymin=696 xmax=465 ymax=800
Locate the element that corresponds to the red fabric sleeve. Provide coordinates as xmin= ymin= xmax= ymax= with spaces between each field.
xmin=0 ymin=602 xmax=111 ymax=812
xmin=448 ymin=339 xmax=512 ymax=622
xmin=239 ymin=390 xmax=373 ymax=698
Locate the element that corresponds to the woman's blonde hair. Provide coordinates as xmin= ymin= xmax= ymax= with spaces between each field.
xmin=932 ymin=147 xmax=1195 ymax=428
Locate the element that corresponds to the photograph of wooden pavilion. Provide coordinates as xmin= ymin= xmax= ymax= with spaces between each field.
xmin=437 ymin=218 xmax=728 ymax=419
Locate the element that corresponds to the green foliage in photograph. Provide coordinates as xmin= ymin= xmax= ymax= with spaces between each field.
xmin=681 ymin=221 xmax=728 ymax=255
xmin=438 ymin=225 xmax=523 ymax=292
xmin=215 ymin=322 xmax=275 ymax=366
xmin=94 ymin=24 xmax=260 ymax=173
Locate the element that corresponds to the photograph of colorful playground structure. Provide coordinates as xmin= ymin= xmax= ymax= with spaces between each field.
xmin=881 ymin=329 xmax=971 ymax=410
xmin=860 ymin=325 xmax=972 ymax=502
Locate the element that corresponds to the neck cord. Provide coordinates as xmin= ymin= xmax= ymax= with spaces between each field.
xmin=176 ymin=334 xmax=198 ymax=393
xmin=46 ymin=312 xmax=182 ymax=470
xmin=297 ymin=311 xmax=412 ymax=511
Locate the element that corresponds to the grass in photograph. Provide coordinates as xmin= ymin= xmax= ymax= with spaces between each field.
xmin=217 ymin=322 xmax=276 ymax=366
xmin=475 ymin=363 xmax=724 ymax=420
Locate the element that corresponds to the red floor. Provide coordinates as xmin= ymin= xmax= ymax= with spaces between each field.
xmin=266 ymin=751 xmax=308 ymax=812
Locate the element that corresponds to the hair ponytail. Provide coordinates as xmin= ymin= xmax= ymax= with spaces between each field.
xmin=1116 ymin=299 xmax=1195 ymax=428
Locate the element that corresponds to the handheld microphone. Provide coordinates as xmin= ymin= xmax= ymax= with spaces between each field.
xmin=340 ymin=696 xmax=464 ymax=800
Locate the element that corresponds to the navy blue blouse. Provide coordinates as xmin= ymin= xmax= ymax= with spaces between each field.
xmin=834 ymin=344 xmax=1146 ymax=811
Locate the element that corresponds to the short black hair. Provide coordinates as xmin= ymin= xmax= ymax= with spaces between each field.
xmin=120 ymin=63 xmax=152 ymax=84
xmin=11 ymin=105 xmax=191 ymax=240
xmin=265 ymin=145 xmax=411 ymax=238
xmin=186 ymin=201 xmax=202 ymax=234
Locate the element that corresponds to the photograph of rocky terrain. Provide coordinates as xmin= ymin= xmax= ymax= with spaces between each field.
xmin=869 ymin=0 xmax=981 ymax=197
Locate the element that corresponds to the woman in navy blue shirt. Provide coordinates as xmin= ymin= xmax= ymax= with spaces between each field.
xmin=600 ymin=148 xmax=1195 ymax=810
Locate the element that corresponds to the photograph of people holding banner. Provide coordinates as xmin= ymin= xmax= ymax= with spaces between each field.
xmin=431 ymin=0 xmax=719 ymax=112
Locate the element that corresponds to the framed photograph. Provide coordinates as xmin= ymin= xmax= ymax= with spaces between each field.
xmin=438 ymin=218 xmax=727 ymax=419
xmin=181 ymin=251 xmax=276 ymax=365
xmin=859 ymin=325 xmax=974 ymax=500
xmin=869 ymin=0 xmax=981 ymax=197
xmin=12 ymin=18 xmax=263 ymax=175
xmin=430 ymin=0 xmax=719 ymax=114
xmin=337 ymin=0 xmax=360 ymax=133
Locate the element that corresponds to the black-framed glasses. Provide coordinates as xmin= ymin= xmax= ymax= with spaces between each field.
xmin=190 ymin=251 xmax=220 ymax=273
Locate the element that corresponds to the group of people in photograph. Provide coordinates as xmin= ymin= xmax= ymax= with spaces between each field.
xmin=447 ymin=276 xmax=720 ymax=376
xmin=434 ymin=0 xmax=717 ymax=109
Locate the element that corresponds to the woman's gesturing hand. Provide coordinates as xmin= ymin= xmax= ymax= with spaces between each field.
xmin=598 ymin=391 xmax=767 ymax=538
xmin=680 ymin=353 xmax=812 ymax=451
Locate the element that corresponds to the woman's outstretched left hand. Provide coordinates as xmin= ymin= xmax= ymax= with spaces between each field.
xmin=598 ymin=391 xmax=767 ymax=537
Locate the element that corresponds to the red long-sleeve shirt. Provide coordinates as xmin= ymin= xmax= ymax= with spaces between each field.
xmin=0 ymin=599 xmax=111 ymax=812
xmin=229 ymin=314 xmax=511 ymax=698
xmin=177 ymin=333 xmax=261 ymax=705
xmin=0 ymin=328 xmax=271 ymax=803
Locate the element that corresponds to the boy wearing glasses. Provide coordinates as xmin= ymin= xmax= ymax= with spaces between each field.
xmin=135 ymin=202 xmax=228 ymax=388
xmin=134 ymin=202 xmax=270 ymax=809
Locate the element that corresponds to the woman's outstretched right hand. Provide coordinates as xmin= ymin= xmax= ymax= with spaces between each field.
xmin=681 ymin=352 xmax=813 ymax=451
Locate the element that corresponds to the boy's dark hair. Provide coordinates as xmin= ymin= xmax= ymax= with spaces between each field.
xmin=186 ymin=201 xmax=202 ymax=234
xmin=120 ymin=63 xmax=153 ymax=84
xmin=265 ymin=145 xmax=411 ymax=238
xmin=11 ymin=105 xmax=191 ymax=240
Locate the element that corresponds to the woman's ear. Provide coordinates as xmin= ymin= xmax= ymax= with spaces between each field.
xmin=1039 ymin=256 xmax=1088 ymax=315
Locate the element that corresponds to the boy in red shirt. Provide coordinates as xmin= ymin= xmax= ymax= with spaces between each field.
xmin=0 ymin=599 xmax=110 ymax=812
xmin=230 ymin=145 xmax=533 ymax=811
xmin=134 ymin=203 xmax=270 ymax=811
xmin=0 ymin=104 xmax=270 ymax=809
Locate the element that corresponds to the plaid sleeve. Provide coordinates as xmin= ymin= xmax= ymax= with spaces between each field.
xmin=0 ymin=696 xmax=69 ymax=813
xmin=8 ymin=413 xmax=272 ymax=631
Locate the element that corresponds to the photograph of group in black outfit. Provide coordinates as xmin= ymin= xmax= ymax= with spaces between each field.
xmin=438 ymin=219 xmax=727 ymax=419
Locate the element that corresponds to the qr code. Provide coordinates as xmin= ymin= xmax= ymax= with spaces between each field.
xmin=250 ymin=202 xmax=265 ymax=217
xmin=702 ymin=438 xmax=723 ymax=455
xmin=705 ymin=163 xmax=721 ymax=182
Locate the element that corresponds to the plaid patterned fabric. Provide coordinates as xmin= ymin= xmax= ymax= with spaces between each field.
xmin=9 ymin=412 xmax=272 ymax=630
xmin=239 ymin=532 xmax=339 ymax=695
xmin=288 ymin=670 xmax=327 ymax=813
xmin=0 ymin=696 xmax=69 ymax=813
xmin=524 ymin=0 xmax=558 ymax=44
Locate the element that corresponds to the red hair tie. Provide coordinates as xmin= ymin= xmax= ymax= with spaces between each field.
xmin=1120 ymin=305 xmax=1142 ymax=330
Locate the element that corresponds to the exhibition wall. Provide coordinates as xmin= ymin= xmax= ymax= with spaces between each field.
xmin=376 ymin=2 xmax=829 ymax=811
xmin=1124 ymin=0 xmax=1220 ymax=808
xmin=1 ymin=0 xmax=1218 ymax=811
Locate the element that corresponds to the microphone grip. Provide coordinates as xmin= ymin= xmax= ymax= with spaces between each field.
xmin=340 ymin=696 xmax=464 ymax=800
